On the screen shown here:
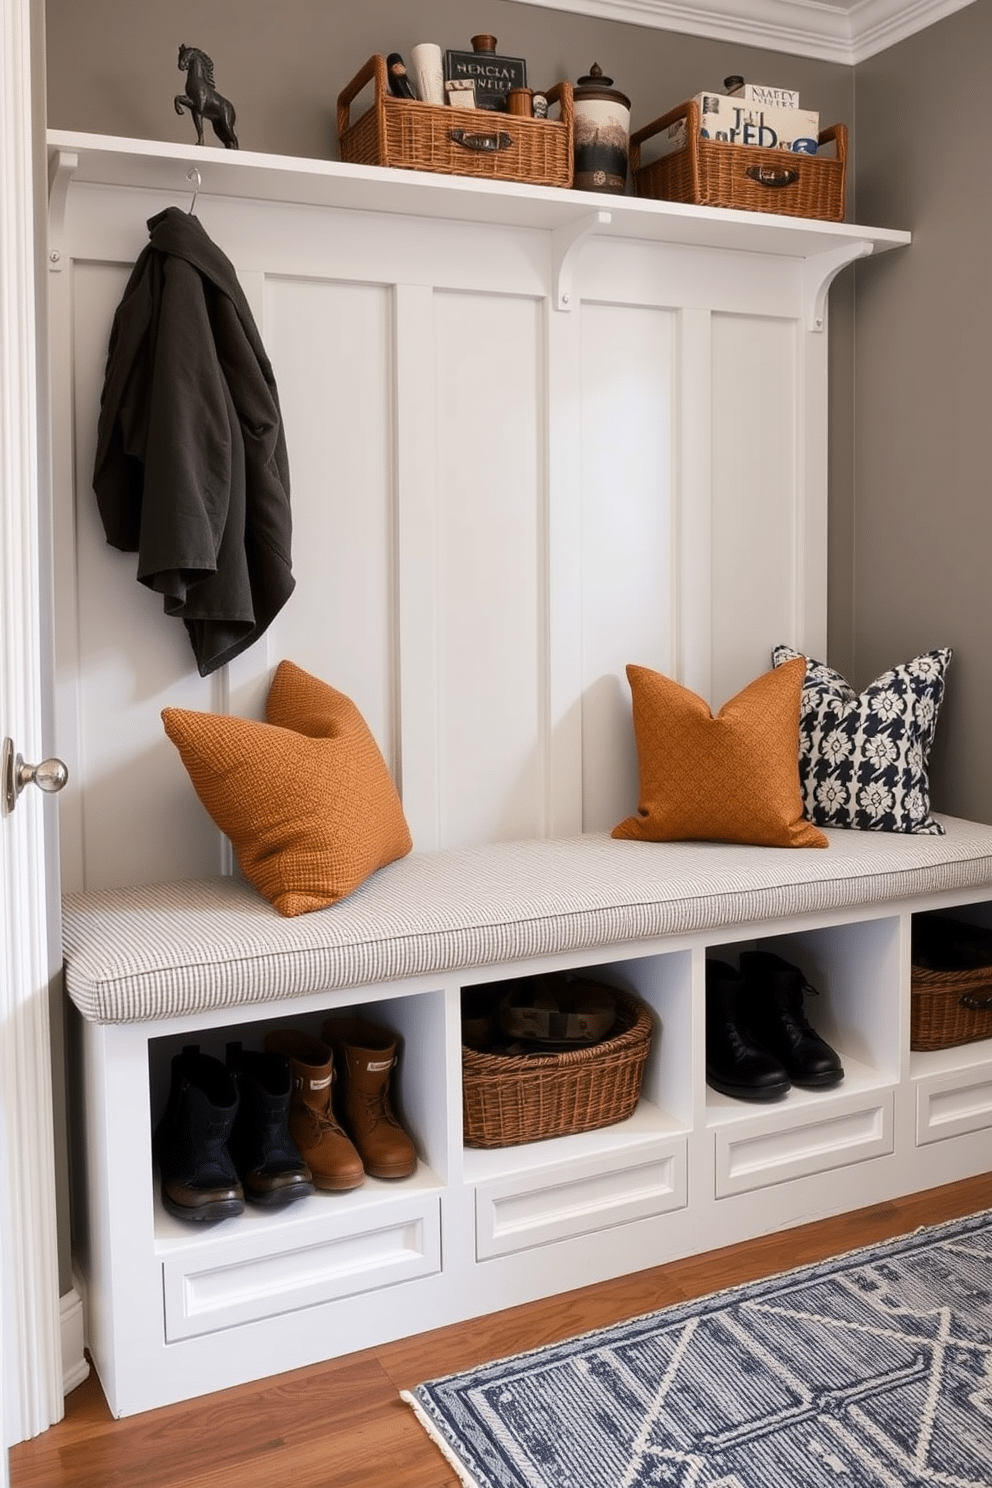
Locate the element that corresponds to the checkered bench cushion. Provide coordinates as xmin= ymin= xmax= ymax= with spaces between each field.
xmin=62 ymin=817 xmax=992 ymax=1024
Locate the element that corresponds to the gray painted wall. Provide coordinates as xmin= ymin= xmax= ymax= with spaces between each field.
xmin=853 ymin=0 xmax=991 ymax=823
xmin=46 ymin=1 xmax=854 ymax=165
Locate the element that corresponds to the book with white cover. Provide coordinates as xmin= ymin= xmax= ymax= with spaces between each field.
xmin=670 ymin=93 xmax=819 ymax=152
xmin=728 ymin=82 xmax=801 ymax=108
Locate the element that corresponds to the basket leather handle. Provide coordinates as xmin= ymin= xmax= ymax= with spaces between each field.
xmin=745 ymin=163 xmax=800 ymax=189
xmin=449 ymin=127 xmax=513 ymax=153
xmin=961 ymin=992 xmax=992 ymax=1010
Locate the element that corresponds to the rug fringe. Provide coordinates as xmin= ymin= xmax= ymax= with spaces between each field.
xmin=401 ymin=1389 xmax=482 ymax=1487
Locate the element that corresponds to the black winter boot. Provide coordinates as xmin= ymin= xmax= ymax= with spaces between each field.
xmin=226 ymin=1043 xmax=315 ymax=1207
xmin=706 ymin=960 xmax=791 ymax=1102
xmin=740 ymin=951 xmax=844 ymax=1090
xmin=153 ymin=1045 xmax=244 ymax=1222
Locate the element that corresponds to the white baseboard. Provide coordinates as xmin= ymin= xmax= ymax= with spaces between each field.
xmin=60 ymin=1287 xmax=89 ymax=1396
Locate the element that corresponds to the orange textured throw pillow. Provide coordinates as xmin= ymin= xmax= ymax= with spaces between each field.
xmin=162 ymin=661 xmax=412 ymax=916
xmin=612 ymin=657 xmax=828 ymax=849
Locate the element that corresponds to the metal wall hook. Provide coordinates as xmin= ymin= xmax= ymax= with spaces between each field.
xmin=186 ymin=166 xmax=201 ymax=213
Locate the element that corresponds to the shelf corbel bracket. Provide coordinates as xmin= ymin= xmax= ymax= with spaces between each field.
xmin=803 ymin=239 xmax=874 ymax=332
xmin=552 ymin=210 xmax=612 ymax=311
xmin=47 ymin=148 xmax=79 ymax=273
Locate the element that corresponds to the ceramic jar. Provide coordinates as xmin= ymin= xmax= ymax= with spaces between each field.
xmin=572 ymin=63 xmax=631 ymax=194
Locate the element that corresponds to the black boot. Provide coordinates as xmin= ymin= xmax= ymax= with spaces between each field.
xmin=153 ymin=1045 xmax=244 ymax=1222
xmin=226 ymin=1043 xmax=315 ymax=1207
xmin=706 ymin=960 xmax=791 ymax=1102
xmin=740 ymin=951 xmax=844 ymax=1090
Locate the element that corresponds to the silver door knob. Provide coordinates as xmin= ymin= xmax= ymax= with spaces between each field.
xmin=2 ymin=736 xmax=69 ymax=815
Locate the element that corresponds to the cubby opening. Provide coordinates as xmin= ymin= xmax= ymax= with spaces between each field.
xmin=147 ymin=987 xmax=449 ymax=1247
xmin=909 ymin=899 xmax=992 ymax=1088
xmin=704 ymin=915 xmax=902 ymax=1128
xmin=458 ymin=951 xmax=691 ymax=1189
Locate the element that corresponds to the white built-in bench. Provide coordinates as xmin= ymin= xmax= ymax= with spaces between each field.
xmin=63 ymin=816 xmax=992 ymax=1417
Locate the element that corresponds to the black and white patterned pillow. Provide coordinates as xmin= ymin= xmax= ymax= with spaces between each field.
xmin=772 ymin=645 xmax=951 ymax=835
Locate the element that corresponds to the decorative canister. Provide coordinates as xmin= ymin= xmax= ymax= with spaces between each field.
xmin=572 ymin=62 xmax=631 ymax=194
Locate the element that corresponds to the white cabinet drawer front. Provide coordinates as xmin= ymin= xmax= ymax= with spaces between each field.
xmin=715 ymin=1090 xmax=894 ymax=1198
xmin=475 ymin=1139 xmax=687 ymax=1260
xmin=163 ymin=1195 xmax=441 ymax=1341
xmin=916 ymin=1063 xmax=992 ymax=1145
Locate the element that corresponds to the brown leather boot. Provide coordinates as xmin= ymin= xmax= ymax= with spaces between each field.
xmin=263 ymin=1029 xmax=364 ymax=1192
xmin=321 ymin=1016 xmax=417 ymax=1180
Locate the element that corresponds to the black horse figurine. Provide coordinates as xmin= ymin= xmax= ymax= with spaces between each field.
xmin=175 ymin=45 xmax=239 ymax=149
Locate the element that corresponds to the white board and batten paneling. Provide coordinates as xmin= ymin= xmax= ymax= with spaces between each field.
xmin=47 ymin=133 xmax=909 ymax=893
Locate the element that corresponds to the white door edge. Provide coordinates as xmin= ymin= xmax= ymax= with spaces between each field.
xmin=0 ymin=0 xmax=65 ymax=1465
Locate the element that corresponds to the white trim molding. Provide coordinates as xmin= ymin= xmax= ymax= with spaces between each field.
xmin=845 ymin=0 xmax=977 ymax=63
xmin=507 ymin=0 xmax=979 ymax=63
xmin=60 ymin=1288 xmax=89 ymax=1397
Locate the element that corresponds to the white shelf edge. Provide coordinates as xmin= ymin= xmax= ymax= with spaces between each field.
xmin=152 ymin=1161 xmax=445 ymax=1253
xmin=47 ymin=129 xmax=911 ymax=263
xmin=910 ymin=1039 xmax=992 ymax=1079
xmin=462 ymin=1099 xmax=688 ymax=1184
xmin=705 ymin=1056 xmax=893 ymax=1129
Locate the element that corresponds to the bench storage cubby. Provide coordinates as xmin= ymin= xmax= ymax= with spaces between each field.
xmin=63 ymin=818 xmax=992 ymax=1417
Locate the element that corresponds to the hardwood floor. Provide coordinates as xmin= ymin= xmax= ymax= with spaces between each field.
xmin=10 ymin=1174 xmax=989 ymax=1488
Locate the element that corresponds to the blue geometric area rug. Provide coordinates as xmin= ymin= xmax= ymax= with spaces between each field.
xmin=402 ymin=1210 xmax=992 ymax=1487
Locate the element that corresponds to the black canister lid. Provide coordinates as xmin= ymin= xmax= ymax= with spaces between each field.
xmin=574 ymin=62 xmax=630 ymax=109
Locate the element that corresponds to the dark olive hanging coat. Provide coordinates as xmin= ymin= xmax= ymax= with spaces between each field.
xmin=93 ymin=206 xmax=295 ymax=677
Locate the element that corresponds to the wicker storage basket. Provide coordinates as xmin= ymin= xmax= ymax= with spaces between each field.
xmin=462 ymin=986 xmax=652 ymax=1148
xmin=337 ymin=56 xmax=574 ymax=188
xmin=630 ymin=98 xmax=847 ymax=222
xmin=911 ymin=964 xmax=992 ymax=1050
xmin=911 ymin=914 xmax=992 ymax=1050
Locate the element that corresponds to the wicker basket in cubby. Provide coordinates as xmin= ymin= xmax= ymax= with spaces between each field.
xmin=630 ymin=97 xmax=847 ymax=222
xmin=337 ymin=55 xmax=574 ymax=189
xmin=911 ymin=964 xmax=992 ymax=1050
xmin=911 ymin=914 xmax=992 ymax=1050
xmin=462 ymin=986 xmax=652 ymax=1148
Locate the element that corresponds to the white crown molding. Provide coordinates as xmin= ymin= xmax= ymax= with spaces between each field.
xmin=846 ymin=0 xmax=977 ymax=63
xmin=507 ymin=0 xmax=978 ymax=63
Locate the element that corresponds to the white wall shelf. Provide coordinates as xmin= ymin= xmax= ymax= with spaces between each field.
xmin=47 ymin=129 xmax=910 ymax=267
